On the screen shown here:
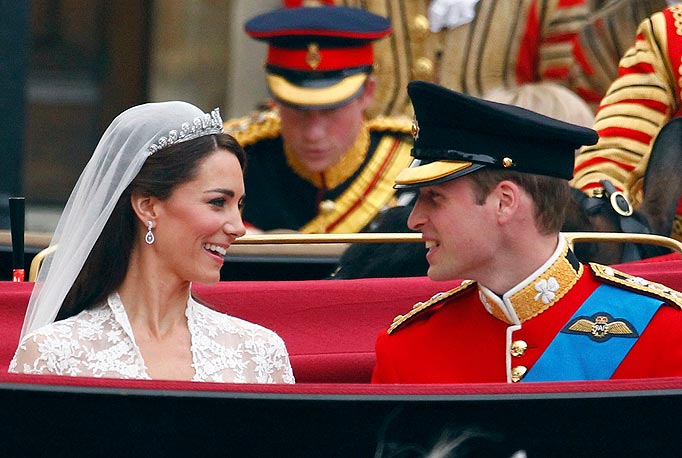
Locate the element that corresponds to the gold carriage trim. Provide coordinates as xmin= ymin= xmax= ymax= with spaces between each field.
xmin=589 ymin=263 xmax=682 ymax=309
xmin=388 ymin=280 xmax=477 ymax=334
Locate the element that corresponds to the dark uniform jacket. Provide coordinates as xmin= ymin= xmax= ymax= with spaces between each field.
xmin=225 ymin=110 xmax=413 ymax=233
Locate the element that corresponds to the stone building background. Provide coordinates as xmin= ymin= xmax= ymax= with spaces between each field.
xmin=15 ymin=0 xmax=278 ymax=219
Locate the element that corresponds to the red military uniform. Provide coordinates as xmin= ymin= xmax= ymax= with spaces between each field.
xmin=330 ymin=0 xmax=665 ymax=117
xmin=372 ymin=238 xmax=682 ymax=383
xmin=573 ymin=5 xmax=682 ymax=240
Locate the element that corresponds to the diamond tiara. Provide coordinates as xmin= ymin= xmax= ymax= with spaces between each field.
xmin=147 ymin=107 xmax=224 ymax=155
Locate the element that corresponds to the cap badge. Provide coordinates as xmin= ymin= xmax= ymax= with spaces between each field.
xmin=411 ymin=118 xmax=420 ymax=140
xmin=561 ymin=312 xmax=639 ymax=342
xmin=502 ymin=157 xmax=513 ymax=168
xmin=306 ymin=43 xmax=321 ymax=69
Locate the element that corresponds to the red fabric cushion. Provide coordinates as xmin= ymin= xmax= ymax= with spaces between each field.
xmin=0 ymin=278 xmax=461 ymax=382
xmin=192 ymin=277 xmax=462 ymax=382
xmin=2 ymin=260 xmax=681 ymax=386
xmin=0 ymin=282 xmax=34 ymax=371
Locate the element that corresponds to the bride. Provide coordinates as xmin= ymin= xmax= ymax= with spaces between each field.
xmin=10 ymin=102 xmax=294 ymax=384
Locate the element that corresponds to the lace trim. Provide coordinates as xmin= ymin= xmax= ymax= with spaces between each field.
xmin=10 ymin=292 xmax=295 ymax=384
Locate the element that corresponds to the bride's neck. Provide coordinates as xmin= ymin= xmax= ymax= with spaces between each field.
xmin=116 ymin=246 xmax=191 ymax=333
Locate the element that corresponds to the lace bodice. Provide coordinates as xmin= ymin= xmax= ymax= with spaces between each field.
xmin=9 ymin=293 xmax=295 ymax=384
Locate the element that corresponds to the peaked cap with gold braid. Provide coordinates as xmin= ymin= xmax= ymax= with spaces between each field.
xmin=245 ymin=6 xmax=392 ymax=110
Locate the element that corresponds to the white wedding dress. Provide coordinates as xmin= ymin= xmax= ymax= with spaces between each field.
xmin=10 ymin=292 xmax=295 ymax=384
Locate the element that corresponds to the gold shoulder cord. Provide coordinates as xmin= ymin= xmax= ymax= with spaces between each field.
xmin=300 ymin=134 xmax=413 ymax=233
xmin=223 ymin=110 xmax=281 ymax=147
xmin=366 ymin=116 xmax=413 ymax=135
xmin=388 ymin=281 xmax=477 ymax=334
xmin=589 ymin=263 xmax=682 ymax=309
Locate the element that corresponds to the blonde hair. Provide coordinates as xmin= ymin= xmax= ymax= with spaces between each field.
xmin=485 ymin=82 xmax=594 ymax=128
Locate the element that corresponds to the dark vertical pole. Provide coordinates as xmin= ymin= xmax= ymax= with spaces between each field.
xmin=0 ymin=1 xmax=30 ymax=229
xmin=9 ymin=197 xmax=25 ymax=281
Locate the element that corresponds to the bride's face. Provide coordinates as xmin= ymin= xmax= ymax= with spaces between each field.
xmin=150 ymin=149 xmax=246 ymax=285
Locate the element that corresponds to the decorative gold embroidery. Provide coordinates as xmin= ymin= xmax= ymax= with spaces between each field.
xmin=672 ymin=6 xmax=682 ymax=35
xmin=589 ymin=263 xmax=682 ymax=309
xmin=508 ymin=247 xmax=583 ymax=323
xmin=366 ymin=115 xmax=413 ymax=135
xmin=306 ymin=43 xmax=321 ymax=69
xmin=223 ymin=110 xmax=281 ymax=147
xmin=300 ymin=135 xmax=413 ymax=233
xmin=284 ymin=123 xmax=370 ymax=189
xmin=479 ymin=244 xmax=583 ymax=324
xmin=388 ymin=281 xmax=476 ymax=334
xmin=224 ymin=110 xmax=414 ymax=234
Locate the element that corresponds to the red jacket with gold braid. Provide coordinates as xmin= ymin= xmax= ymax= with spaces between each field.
xmin=331 ymin=0 xmax=664 ymax=117
xmin=372 ymin=239 xmax=682 ymax=384
xmin=573 ymin=5 xmax=682 ymax=239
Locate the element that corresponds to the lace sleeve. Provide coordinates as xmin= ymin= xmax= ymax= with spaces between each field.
xmin=270 ymin=335 xmax=295 ymax=384
xmin=9 ymin=333 xmax=62 ymax=375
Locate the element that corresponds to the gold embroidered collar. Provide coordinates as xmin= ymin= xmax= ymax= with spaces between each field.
xmin=284 ymin=122 xmax=370 ymax=189
xmin=478 ymin=237 xmax=583 ymax=325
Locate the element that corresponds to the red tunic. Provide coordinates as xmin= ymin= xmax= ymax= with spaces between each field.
xmin=372 ymin=245 xmax=682 ymax=384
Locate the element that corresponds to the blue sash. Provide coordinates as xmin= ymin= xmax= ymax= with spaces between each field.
xmin=523 ymin=285 xmax=662 ymax=382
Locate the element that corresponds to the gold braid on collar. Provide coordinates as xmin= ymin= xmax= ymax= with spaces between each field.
xmin=284 ymin=122 xmax=370 ymax=189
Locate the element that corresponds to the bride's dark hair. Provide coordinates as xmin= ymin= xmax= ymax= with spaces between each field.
xmin=57 ymin=133 xmax=246 ymax=320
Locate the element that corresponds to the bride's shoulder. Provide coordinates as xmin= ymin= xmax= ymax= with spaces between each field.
xmin=191 ymin=299 xmax=283 ymax=343
xmin=20 ymin=303 xmax=111 ymax=344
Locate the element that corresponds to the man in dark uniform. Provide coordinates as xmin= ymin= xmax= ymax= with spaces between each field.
xmin=224 ymin=6 xmax=413 ymax=233
xmin=372 ymin=81 xmax=682 ymax=384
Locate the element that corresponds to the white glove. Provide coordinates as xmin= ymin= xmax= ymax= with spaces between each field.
xmin=428 ymin=0 xmax=481 ymax=32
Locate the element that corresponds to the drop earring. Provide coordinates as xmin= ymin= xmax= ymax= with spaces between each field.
xmin=145 ymin=220 xmax=155 ymax=245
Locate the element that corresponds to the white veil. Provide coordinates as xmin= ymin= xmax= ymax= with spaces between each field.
xmin=21 ymin=101 xmax=223 ymax=339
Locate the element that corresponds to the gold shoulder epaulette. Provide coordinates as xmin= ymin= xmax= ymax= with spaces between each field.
xmin=589 ymin=263 xmax=682 ymax=309
xmin=223 ymin=110 xmax=281 ymax=147
xmin=367 ymin=115 xmax=413 ymax=135
xmin=388 ymin=280 xmax=477 ymax=334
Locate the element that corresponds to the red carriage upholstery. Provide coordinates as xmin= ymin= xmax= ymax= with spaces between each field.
xmin=0 ymin=277 xmax=462 ymax=382
xmin=1 ymin=258 xmax=682 ymax=457
xmin=1 ymin=254 xmax=681 ymax=384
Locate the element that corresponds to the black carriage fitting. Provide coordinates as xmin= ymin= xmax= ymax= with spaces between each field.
xmin=8 ymin=197 xmax=25 ymax=270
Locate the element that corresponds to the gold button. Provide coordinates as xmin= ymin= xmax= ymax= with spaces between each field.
xmin=511 ymin=366 xmax=527 ymax=383
xmin=412 ymin=15 xmax=430 ymax=39
xmin=502 ymin=157 xmax=513 ymax=168
xmin=510 ymin=340 xmax=528 ymax=357
xmin=319 ymin=200 xmax=335 ymax=214
xmin=413 ymin=57 xmax=434 ymax=80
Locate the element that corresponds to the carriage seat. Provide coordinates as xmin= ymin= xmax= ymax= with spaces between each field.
xmin=0 ymin=277 xmax=461 ymax=383
xmin=0 ymin=255 xmax=681 ymax=384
